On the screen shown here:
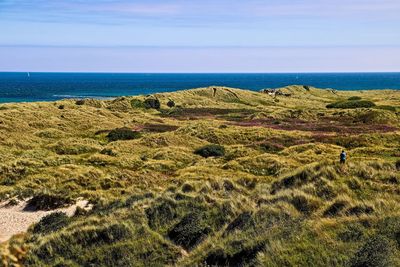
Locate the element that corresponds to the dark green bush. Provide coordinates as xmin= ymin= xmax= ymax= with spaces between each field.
xmin=348 ymin=96 xmax=362 ymax=101
xmin=32 ymin=212 xmax=70 ymax=234
xmin=106 ymin=128 xmax=141 ymax=142
xmin=326 ymin=100 xmax=376 ymax=109
xmin=395 ymin=160 xmax=400 ymax=171
xmin=194 ymin=144 xmax=225 ymax=158
xmin=75 ymin=99 xmax=85 ymax=105
xmin=181 ymin=183 xmax=195 ymax=193
xmin=130 ymin=99 xmax=145 ymax=108
xmin=167 ymin=212 xmax=211 ymax=250
xmin=144 ymin=98 xmax=161 ymax=109
xmin=27 ymin=193 xmax=73 ymax=211
xmin=167 ymin=100 xmax=175 ymax=108
xmin=349 ymin=235 xmax=395 ymax=267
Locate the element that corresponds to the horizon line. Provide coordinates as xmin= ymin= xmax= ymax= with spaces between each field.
xmin=1 ymin=71 xmax=400 ymax=74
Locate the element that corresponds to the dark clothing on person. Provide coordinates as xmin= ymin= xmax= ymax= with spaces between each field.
xmin=340 ymin=151 xmax=346 ymax=164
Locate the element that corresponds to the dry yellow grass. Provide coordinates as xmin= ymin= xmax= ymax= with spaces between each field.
xmin=0 ymin=85 xmax=399 ymax=266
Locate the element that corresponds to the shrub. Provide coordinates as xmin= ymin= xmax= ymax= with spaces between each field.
xmin=181 ymin=183 xmax=195 ymax=193
xmin=32 ymin=212 xmax=70 ymax=234
xmin=223 ymin=180 xmax=235 ymax=191
xmin=377 ymin=216 xmax=400 ymax=247
xmin=58 ymin=105 xmax=65 ymax=110
xmin=167 ymin=100 xmax=175 ymax=108
xmin=6 ymin=198 xmax=19 ymax=206
xmin=194 ymin=144 xmax=225 ymax=158
xmin=75 ymin=99 xmax=85 ymax=105
xmin=348 ymin=96 xmax=362 ymax=101
xmin=346 ymin=205 xmax=374 ymax=216
xmin=130 ymin=99 xmax=145 ymax=109
xmin=395 ymin=160 xmax=400 ymax=171
xmin=106 ymin=128 xmax=141 ymax=142
xmin=337 ymin=224 xmax=364 ymax=242
xmin=167 ymin=212 xmax=211 ymax=250
xmin=27 ymin=193 xmax=73 ymax=210
xmin=224 ymin=212 xmax=255 ymax=235
xmin=326 ymin=100 xmax=376 ymax=109
xmin=349 ymin=235 xmax=395 ymax=267
xmin=323 ymin=200 xmax=348 ymax=217
xmin=144 ymin=98 xmax=160 ymax=109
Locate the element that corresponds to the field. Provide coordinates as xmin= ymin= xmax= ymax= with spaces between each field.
xmin=1 ymin=85 xmax=400 ymax=266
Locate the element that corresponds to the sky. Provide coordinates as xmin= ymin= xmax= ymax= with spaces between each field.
xmin=0 ymin=0 xmax=399 ymax=72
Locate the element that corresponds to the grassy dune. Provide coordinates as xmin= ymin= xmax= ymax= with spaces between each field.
xmin=1 ymin=85 xmax=400 ymax=266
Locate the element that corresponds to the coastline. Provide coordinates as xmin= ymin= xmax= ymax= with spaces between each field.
xmin=0 ymin=86 xmax=399 ymax=104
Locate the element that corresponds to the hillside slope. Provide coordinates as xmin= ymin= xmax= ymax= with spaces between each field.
xmin=1 ymin=86 xmax=400 ymax=266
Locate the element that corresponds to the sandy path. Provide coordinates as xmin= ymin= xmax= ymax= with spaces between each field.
xmin=0 ymin=200 xmax=89 ymax=243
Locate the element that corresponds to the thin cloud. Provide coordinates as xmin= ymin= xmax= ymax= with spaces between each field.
xmin=60 ymin=1 xmax=182 ymax=16
xmin=2 ymin=0 xmax=400 ymax=24
xmin=249 ymin=0 xmax=400 ymax=18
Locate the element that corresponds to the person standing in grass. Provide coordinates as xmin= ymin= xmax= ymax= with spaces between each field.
xmin=340 ymin=150 xmax=347 ymax=164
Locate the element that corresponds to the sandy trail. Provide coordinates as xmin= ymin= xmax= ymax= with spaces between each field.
xmin=0 ymin=199 xmax=89 ymax=243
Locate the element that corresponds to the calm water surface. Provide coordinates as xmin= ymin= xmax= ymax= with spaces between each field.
xmin=0 ymin=72 xmax=399 ymax=103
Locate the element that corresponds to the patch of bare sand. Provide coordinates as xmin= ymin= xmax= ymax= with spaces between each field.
xmin=0 ymin=199 xmax=90 ymax=243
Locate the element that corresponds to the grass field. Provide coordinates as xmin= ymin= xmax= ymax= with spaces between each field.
xmin=1 ymin=85 xmax=400 ymax=266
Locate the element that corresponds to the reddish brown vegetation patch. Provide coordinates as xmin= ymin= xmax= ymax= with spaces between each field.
xmin=161 ymin=108 xmax=255 ymax=120
xmin=231 ymin=116 xmax=397 ymax=134
xmin=250 ymin=137 xmax=309 ymax=152
xmin=140 ymin=123 xmax=180 ymax=133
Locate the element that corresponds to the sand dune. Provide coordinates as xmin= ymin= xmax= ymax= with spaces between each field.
xmin=0 ymin=200 xmax=89 ymax=243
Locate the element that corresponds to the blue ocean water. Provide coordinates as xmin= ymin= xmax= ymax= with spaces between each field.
xmin=0 ymin=72 xmax=399 ymax=103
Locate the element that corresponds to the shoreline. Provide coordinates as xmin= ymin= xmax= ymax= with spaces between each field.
xmin=0 ymin=85 xmax=399 ymax=105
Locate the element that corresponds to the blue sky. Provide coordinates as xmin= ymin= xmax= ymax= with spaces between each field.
xmin=0 ymin=0 xmax=399 ymax=72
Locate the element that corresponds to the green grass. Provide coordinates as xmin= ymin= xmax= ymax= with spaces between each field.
xmin=326 ymin=100 xmax=376 ymax=109
xmin=1 ymin=85 xmax=400 ymax=266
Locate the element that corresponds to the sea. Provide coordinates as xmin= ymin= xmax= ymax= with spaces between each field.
xmin=0 ymin=72 xmax=399 ymax=103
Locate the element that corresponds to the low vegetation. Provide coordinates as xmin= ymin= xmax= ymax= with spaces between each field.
xmin=326 ymin=99 xmax=376 ymax=109
xmin=106 ymin=127 xmax=141 ymax=142
xmin=194 ymin=144 xmax=226 ymax=158
xmin=0 ymin=85 xmax=400 ymax=266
